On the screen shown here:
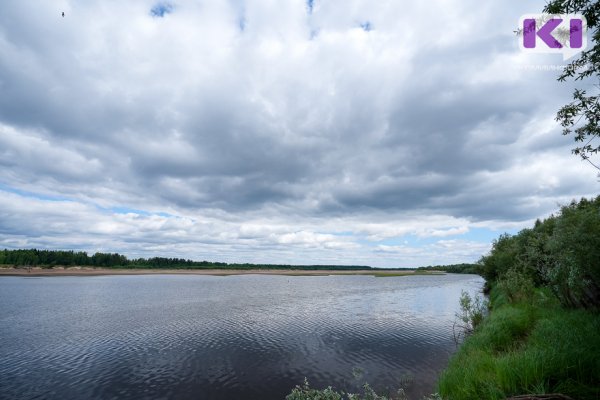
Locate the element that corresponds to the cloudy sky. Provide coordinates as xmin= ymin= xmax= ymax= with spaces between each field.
xmin=0 ymin=0 xmax=597 ymax=267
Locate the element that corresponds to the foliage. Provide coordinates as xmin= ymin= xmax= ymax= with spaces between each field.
xmin=286 ymin=380 xmax=343 ymax=400
xmin=285 ymin=379 xmax=411 ymax=400
xmin=479 ymin=234 xmax=520 ymax=283
xmin=438 ymin=289 xmax=600 ymax=400
xmin=454 ymin=290 xmax=488 ymax=344
xmin=416 ymin=263 xmax=481 ymax=274
xmin=543 ymin=0 xmax=600 ymax=169
xmin=0 ymin=249 xmax=127 ymax=267
xmin=496 ymin=268 xmax=535 ymax=304
xmin=479 ymin=196 xmax=600 ymax=309
xmin=545 ymin=197 xmax=600 ymax=308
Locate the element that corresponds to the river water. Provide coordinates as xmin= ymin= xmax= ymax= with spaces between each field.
xmin=0 ymin=273 xmax=483 ymax=399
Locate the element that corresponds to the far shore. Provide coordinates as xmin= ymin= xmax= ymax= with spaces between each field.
xmin=0 ymin=266 xmax=443 ymax=277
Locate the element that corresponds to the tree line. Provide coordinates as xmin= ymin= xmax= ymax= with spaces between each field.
xmin=417 ymin=263 xmax=480 ymax=274
xmin=0 ymin=249 xmax=371 ymax=271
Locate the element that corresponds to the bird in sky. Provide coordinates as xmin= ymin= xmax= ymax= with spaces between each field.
xmin=62 ymin=12 xmax=65 ymax=17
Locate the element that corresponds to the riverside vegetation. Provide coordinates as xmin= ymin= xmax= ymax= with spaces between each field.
xmin=285 ymin=197 xmax=600 ymax=399
xmin=437 ymin=196 xmax=600 ymax=400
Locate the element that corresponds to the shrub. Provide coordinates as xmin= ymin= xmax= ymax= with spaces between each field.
xmin=496 ymin=268 xmax=535 ymax=304
xmin=479 ymin=196 xmax=600 ymax=310
xmin=479 ymin=234 xmax=519 ymax=282
xmin=545 ymin=197 xmax=600 ymax=309
xmin=286 ymin=379 xmax=343 ymax=400
xmin=453 ymin=290 xmax=488 ymax=344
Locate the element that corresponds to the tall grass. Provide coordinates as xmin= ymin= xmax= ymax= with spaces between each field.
xmin=438 ymin=288 xmax=600 ymax=399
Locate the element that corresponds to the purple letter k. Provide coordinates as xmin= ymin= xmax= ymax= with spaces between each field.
xmin=523 ymin=18 xmax=563 ymax=49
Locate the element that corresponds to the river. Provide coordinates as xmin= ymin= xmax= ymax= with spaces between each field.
xmin=0 ymin=273 xmax=483 ymax=399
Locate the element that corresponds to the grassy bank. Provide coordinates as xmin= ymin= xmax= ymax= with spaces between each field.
xmin=435 ymin=196 xmax=600 ymax=399
xmin=438 ymin=286 xmax=600 ymax=399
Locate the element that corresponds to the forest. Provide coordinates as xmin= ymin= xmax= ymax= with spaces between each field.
xmin=0 ymin=249 xmax=371 ymax=271
xmin=416 ymin=263 xmax=479 ymax=275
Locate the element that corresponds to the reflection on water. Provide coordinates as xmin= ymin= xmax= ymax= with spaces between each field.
xmin=0 ymin=273 xmax=483 ymax=399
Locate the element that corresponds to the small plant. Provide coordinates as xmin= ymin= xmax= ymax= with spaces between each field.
xmin=421 ymin=394 xmax=442 ymax=400
xmin=348 ymin=383 xmax=397 ymax=400
xmin=286 ymin=379 xmax=417 ymax=400
xmin=286 ymin=379 xmax=343 ymax=400
xmin=453 ymin=290 xmax=488 ymax=344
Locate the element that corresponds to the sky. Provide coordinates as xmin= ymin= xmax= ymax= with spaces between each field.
xmin=0 ymin=0 xmax=598 ymax=267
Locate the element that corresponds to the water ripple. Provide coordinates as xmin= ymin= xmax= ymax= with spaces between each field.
xmin=0 ymin=274 xmax=483 ymax=400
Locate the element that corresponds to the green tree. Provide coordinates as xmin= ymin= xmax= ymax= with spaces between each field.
xmin=479 ymin=233 xmax=519 ymax=282
xmin=544 ymin=0 xmax=600 ymax=170
xmin=546 ymin=197 xmax=600 ymax=308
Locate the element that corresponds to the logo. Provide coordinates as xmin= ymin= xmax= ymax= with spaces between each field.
xmin=519 ymin=14 xmax=587 ymax=60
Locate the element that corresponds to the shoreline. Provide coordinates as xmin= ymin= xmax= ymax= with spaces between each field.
xmin=0 ymin=267 xmax=434 ymax=277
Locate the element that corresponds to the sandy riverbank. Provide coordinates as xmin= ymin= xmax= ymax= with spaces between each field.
xmin=0 ymin=267 xmax=429 ymax=277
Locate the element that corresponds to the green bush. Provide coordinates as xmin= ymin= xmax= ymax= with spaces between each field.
xmin=286 ymin=380 xmax=343 ymax=400
xmin=479 ymin=234 xmax=520 ymax=282
xmin=496 ymin=268 xmax=535 ymax=304
xmin=479 ymin=196 xmax=600 ymax=309
xmin=545 ymin=197 xmax=600 ymax=308
xmin=456 ymin=290 xmax=488 ymax=335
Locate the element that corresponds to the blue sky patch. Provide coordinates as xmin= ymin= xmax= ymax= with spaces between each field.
xmin=360 ymin=21 xmax=373 ymax=31
xmin=0 ymin=183 xmax=73 ymax=203
xmin=107 ymin=206 xmax=175 ymax=219
xmin=460 ymin=227 xmax=518 ymax=243
xmin=150 ymin=2 xmax=173 ymax=18
xmin=110 ymin=206 xmax=151 ymax=216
